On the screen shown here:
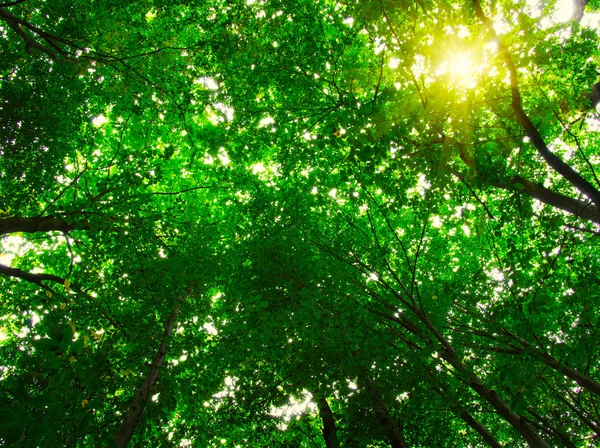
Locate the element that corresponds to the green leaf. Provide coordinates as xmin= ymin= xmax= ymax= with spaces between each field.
xmin=49 ymin=371 xmax=66 ymax=388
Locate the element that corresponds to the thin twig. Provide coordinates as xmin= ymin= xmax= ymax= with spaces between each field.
xmin=451 ymin=170 xmax=495 ymax=220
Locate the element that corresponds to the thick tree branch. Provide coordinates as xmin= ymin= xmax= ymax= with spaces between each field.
xmin=0 ymin=216 xmax=90 ymax=236
xmin=473 ymin=0 xmax=600 ymax=208
xmin=458 ymin=410 xmax=504 ymax=447
xmin=451 ymin=167 xmax=600 ymax=225
xmin=494 ymin=175 xmax=600 ymax=225
xmin=0 ymin=262 xmax=65 ymax=287
xmin=0 ymin=8 xmax=57 ymax=58
xmin=367 ymin=377 xmax=409 ymax=448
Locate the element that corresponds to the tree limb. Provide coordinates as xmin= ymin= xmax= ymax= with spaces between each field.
xmin=112 ymin=285 xmax=194 ymax=447
xmin=501 ymin=328 xmax=600 ymax=396
xmin=494 ymin=175 xmax=600 ymax=225
xmin=473 ymin=0 xmax=600 ymax=208
xmin=0 ymin=8 xmax=57 ymax=59
xmin=0 ymin=216 xmax=90 ymax=236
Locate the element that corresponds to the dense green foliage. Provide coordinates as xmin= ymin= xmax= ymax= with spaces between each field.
xmin=2 ymin=0 xmax=600 ymax=446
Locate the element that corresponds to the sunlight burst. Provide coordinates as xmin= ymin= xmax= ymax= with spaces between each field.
xmin=447 ymin=53 xmax=473 ymax=78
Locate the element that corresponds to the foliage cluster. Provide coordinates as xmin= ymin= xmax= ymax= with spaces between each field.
xmin=1 ymin=0 xmax=600 ymax=446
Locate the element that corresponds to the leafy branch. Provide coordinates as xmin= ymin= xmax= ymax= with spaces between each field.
xmin=0 ymin=262 xmax=125 ymax=333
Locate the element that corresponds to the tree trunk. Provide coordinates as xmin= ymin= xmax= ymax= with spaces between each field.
xmin=572 ymin=0 xmax=589 ymax=22
xmin=316 ymin=396 xmax=340 ymax=448
xmin=112 ymin=288 xmax=191 ymax=447
xmin=463 ymin=372 xmax=551 ymax=448
xmin=367 ymin=378 xmax=409 ymax=448
xmin=458 ymin=409 xmax=504 ymax=448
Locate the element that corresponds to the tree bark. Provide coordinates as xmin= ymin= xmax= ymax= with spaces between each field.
xmin=112 ymin=288 xmax=191 ymax=447
xmin=316 ymin=396 xmax=340 ymax=448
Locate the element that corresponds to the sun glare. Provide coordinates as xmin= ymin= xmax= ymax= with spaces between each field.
xmin=447 ymin=53 xmax=473 ymax=78
xmin=436 ymin=51 xmax=480 ymax=88
xmin=91 ymin=115 xmax=108 ymax=127
xmin=553 ymin=0 xmax=574 ymax=22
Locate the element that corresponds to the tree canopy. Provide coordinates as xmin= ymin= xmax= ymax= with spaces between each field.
xmin=2 ymin=0 xmax=600 ymax=446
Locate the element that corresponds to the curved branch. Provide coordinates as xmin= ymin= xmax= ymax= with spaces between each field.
xmin=0 ymin=8 xmax=56 ymax=58
xmin=473 ymin=0 xmax=600 ymax=208
xmin=509 ymin=176 xmax=600 ymax=224
xmin=0 ymin=262 xmax=64 ymax=286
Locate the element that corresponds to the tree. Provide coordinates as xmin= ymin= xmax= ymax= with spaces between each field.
xmin=1 ymin=0 xmax=600 ymax=446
